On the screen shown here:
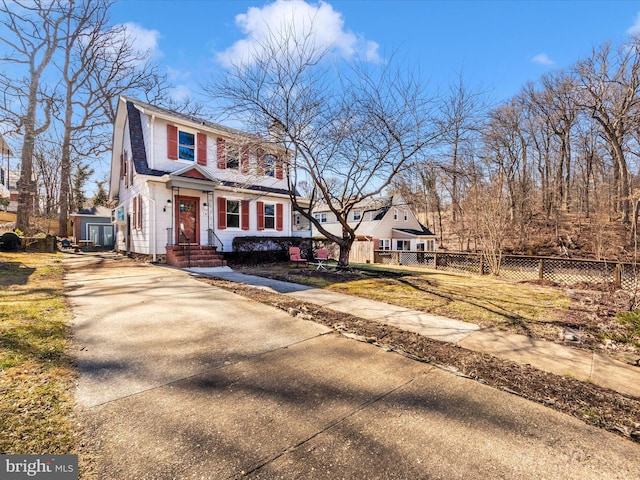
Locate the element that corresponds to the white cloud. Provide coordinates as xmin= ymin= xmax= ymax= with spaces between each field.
xmin=531 ymin=53 xmax=554 ymax=66
xmin=120 ymin=22 xmax=162 ymax=59
xmin=627 ymin=12 xmax=640 ymax=35
xmin=216 ymin=0 xmax=381 ymax=67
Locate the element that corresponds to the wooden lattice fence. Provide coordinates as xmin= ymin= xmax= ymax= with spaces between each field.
xmin=373 ymin=250 xmax=640 ymax=292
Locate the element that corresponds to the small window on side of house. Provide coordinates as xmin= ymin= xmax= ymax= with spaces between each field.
xmin=353 ymin=210 xmax=361 ymax=221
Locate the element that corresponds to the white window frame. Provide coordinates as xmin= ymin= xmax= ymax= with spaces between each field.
xmin=263 ymin=153 xmax=276 ymax=177
xmin=378 ymin=239 xmax=391 ymax=250
xmin=226 ymin=144 xmax=240 ymax=169
xmin=314 ymin=213 xmax=327 ymax=223
xmin=226 ymin=199 xmax=241 ymax=229
xmin=353 ymin=210 xmax=361 ymax=221
xmin=404 ymin=210 xmax=408 ymax=221
xmin=264 ymin=203 xmax=276 ymax=230
xmin=178 ymin=128 xmax=196 ymax=162
xmin=396 ymin=240 xmax=411 ymax=251
xmin=393 ymin=209 xmax=398 ymax=220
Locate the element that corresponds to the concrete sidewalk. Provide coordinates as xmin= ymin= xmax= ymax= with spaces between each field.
xmin=66 ymin=255 xmax=640 ymax=479
xmin=195 ymin=269 xmax=640 ymax=399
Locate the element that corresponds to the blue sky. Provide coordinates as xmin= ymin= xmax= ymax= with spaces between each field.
xmin=110 ymin=0 xmax=640 ymax=105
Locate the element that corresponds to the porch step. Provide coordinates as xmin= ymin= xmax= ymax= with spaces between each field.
xmin=166 ymin=245 xmax=227 ymax=268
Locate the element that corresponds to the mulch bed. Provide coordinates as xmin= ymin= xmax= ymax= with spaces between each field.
xmin=199 ymin=277 xmax=640 ymax=444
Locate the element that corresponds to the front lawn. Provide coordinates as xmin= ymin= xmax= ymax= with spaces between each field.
xmin=0 ymin=252 xmax=75 ymax=454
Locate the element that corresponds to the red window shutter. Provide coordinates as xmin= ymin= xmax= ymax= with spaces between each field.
xmin=241 ymin=200 xmax=250 ymax=230
xmin=120 ymin=153 xmax=124 ymax=178
xmin=257 ymin=201 xmax=264 ymax=231
xmin=129 ymin=159 xmax=134 ymax=186
xmin=123 ymin=159 xmax=128 ymax=187
xmin=197 ymin=133 xmax=207 ymax=166
xmin=240 ymin=147 xmax=249 ymax=174
xmin=217 ymin=138 xmax=226 ymax=169
xmin=276 ymin=203 xmax=283 ymax=231
xmin=217 ymin=196 xmax=227 ymax=229
xmin=167 ymin=125 xmax=178 ymax=160
xmin=132 ymin=196 xmax=137 ymax=230
xmin=275 ymin=157 xmax=284 ymax=180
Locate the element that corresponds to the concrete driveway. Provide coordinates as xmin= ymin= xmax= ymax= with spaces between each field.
xmin=65 ymin=254 xmax=640 ymax=479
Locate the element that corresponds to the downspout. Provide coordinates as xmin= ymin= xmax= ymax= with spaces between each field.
xmin=148 ymin=194 xmax=157 ymax=262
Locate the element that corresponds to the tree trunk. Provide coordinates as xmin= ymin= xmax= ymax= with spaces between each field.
xmin=16 ymin=80 xmax=41 ymax=232
xmin=58 ymin=93 xmax=73 ymax=237
xmin=337 ymin=240 xmax=352 ymax=268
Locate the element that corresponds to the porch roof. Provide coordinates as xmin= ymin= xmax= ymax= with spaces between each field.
xmin=392 ymin=226 xmax=436 ymax=239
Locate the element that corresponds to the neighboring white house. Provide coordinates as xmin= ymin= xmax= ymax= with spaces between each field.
xmin=108 ymin=96 xmax=308 ymax=266
xmin=311 ymin=194 xmax=437 ymax=252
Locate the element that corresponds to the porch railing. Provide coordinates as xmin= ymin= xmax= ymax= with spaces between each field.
xmin=207 ymin=229 xmax=224 ymax=251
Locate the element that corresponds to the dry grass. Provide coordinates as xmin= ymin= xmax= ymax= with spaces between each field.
xmin=235 ymin=262 xmax=572 ymax=338
xmin=0 ymin=252 xmax=75 ymax=454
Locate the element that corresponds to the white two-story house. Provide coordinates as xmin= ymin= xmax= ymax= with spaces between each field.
xmin=108 ymin=96 xmax=307 ymax=267
xmin=311 ymin=194 xmax=437 ymax=253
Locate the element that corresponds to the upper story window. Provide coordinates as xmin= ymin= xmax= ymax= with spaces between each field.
xmin=353 ymin=210 xmax=361 ymax=221
xmin=226 ymin=144 xmax=240 ymax=169
xmin=217 ymin=138 xmax=246 ymax=171
xmin=393 ymin=209 xmax=398 ymax=220
xmin=179 ymin=131 xmax=195 ymax=161
xmin=168 ymin=125 xmax=207 ymax=165
xmin=263 ymin=153 xmax=276 ymax=177
xmin=404 ymin=210 xmax=408 ymax=221
xmin=314 ymin=213 xmax=327 ymax=223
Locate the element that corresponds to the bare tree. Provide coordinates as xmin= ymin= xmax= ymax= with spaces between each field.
xmin=55 ymin=0 xmax=172 ymax=236
xmin=32 ymin=133 xmax=62 ymax=218
xmin=479 ymin=181 xmax=511 ymax=275
xmin=0 ymin=0 xmax=67 ymax=231
xmin=573 ymin=40 xmax=640 ymax=225
xmin=526 ymin=72 xmax=578 ymax=213
xmin=208 ymin=25 xmax=443 ymax=266
xmin=439 ymin=72 xmax=488 ymax=233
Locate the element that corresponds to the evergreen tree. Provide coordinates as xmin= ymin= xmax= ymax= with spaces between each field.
xmin=72 ymin=164 xmax=94 ymax=212
xmin=92 ymin=180 xmax=108 ymax=207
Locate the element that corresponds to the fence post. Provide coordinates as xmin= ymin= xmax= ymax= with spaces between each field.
xmin=538 ymin=259 xmax=544 ymax=281
xmin=479 ymin=254 xmax=484 ymax=275
xmin=614 ymin=264 xmax=622 ymax=288
xmin=433 ymin=251 xmax=437 ymax=270
xmin=395 ymin=251 xmax=400 ymax=265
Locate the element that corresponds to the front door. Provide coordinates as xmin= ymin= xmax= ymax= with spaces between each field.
xmin=175 ymin=196 xmax=199 ymax=245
